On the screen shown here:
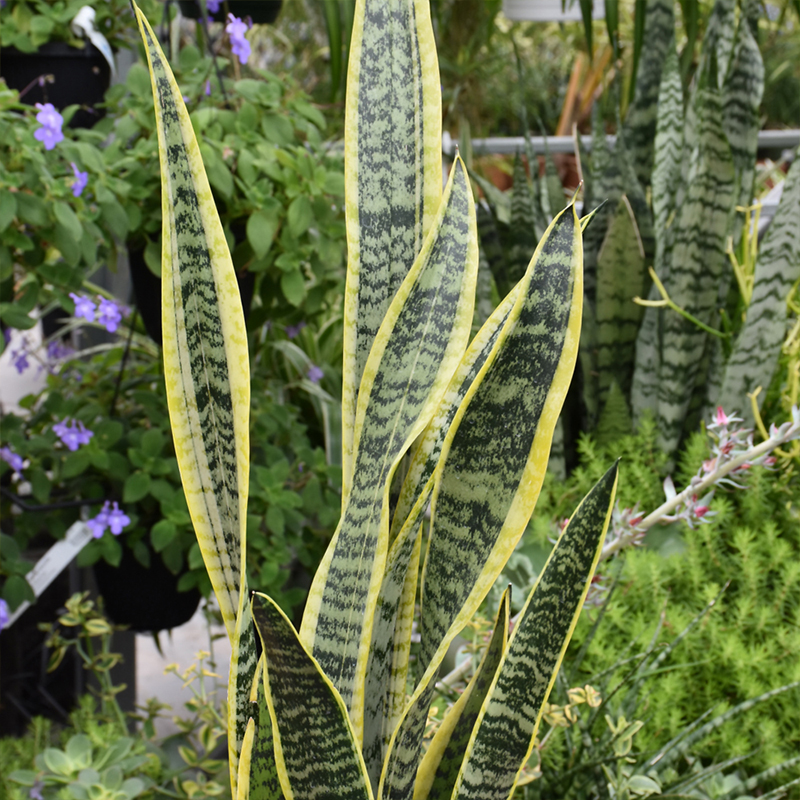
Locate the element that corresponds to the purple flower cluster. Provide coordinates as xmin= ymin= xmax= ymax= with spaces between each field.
xmin=87 ymin=501 xmax=131 ymax=539
xmin=205 ymin=0 xmax=220 ymax=12
xmin=53 ymin=418 xmax=93 ymax=451
xmin=0 ymin=446 xmax=24 ymax=474
xmin=307 ymin=364 xmax=324 ymax=384
xmin=9 ymin=333 xmax=30 ymax=374
xmin=47 ymin=339 xmax=74 ymax=362
xmin=226 ymin=13 xmax=251 ymax=65
xmin=34 ymin=102 xmax=64 ymax=150
xmin=69 ymin=292 xmax=125 ymax=333
xmin=5 ymin=329 xmax=75 ymax=376
xmin=0 ymin=599 xmax=9 ymax=633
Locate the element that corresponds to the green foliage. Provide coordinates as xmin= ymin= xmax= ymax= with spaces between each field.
xmin=2 ymin=595 xmax=234 ymax=800
xmin=103 ymin=48 xmax=346 ymax=332
xmin=0 ymin=84 xmax=133 ymax=340
xmin=525 ymin=424 xmax=800 ymax=779
xmin=0 ymin=337 xmax=342 ymax=618
xmin=0 ymin=0 xmax=160 ymax=52
xmin=9 ymin=732 xmax=153 ymax=800
xmin=477 ymin=0 xmax=799 ymax=469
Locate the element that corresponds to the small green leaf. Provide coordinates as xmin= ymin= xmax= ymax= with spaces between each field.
xmin=2 ymin=574 xmax=35 ymax=610
xmin=151 ymin=519 xmax=178 ymax=552
xmin=53 ymin=224 xmax=81 ymax=266
xmin=0 ymin=305 xmax=37 ymax=329
xmin=100 ymin=200 xmax=129 ymax=240
xmin=16 ymin=193 xmax=48 ymax=227
xmin=126 ymin=61 xmax=151 ymax=97
xmin=0 ymin=191 xmax=17 ymax=232
xmin=247 ymin=209 xmax=279 ymax=259
xmin=261 ymin=113 xmax=294 ymax=145
xmin=287 ymin=195 xmax=313 ymax=239
xmin=280 ymin=269 xmax=306 ymax=307
xmin=65 ymin=735 xmax=93 ymax=768
xmin=53 ymin=202 xmax=82 ymax=240
xmin=266 ymin=505 xmax=285 ymax=536
xmin=30 ymin=467 xmax=52 ymax=503
xmin=140 ymin=428 xmax=164 ymax=458
xmin=42 ymin=747 xmax=74 ymax=777
xmin=627 ymin=775 xmax=662 ymax=795
xmin=124 ymin=471 xmax=151 ymax=503
xmin=62 ymin=449 xmax=90 ymax=478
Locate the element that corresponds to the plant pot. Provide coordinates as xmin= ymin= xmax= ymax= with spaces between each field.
xmin=128 ymin=243 xmax=257 ymax=345
xmin=0 ymin=42 xmax=111 ymax=129
xmin=93 ymin=540 xmax=201 ymax=632
xmin=176 ymin=0 xmax=282 ymax=24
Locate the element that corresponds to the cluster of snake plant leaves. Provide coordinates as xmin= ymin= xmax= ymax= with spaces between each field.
xmin=131 ymin=0 xmax=618 ymax=798
xmin=479 ymin=0 xmax=800 ymax=468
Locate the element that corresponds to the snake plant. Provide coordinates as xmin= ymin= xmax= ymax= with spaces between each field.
xmin=131 ymin=1 xmax=617 ymax=797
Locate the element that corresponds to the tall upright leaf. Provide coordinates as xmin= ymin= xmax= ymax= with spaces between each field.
xmin=132 ymin=4 xmax=249 ymax=643
xmin=131 ymin=9 xmax=258 ymax=795
xmin=341 ymin=0 xmax=442 ymax=496
xmin=595 ymin=196 xmax=647 ymax=405
xmin=621 ymin=0 xmax=675 ymax=187
xmin=716 ymin=154 xmax=800 ymax=421
xmin=252 ymin=593 xmax=373 ymax=800
xmin=653 ymin=87 xmax=735 ymax=456
xmin=415 ymin=589 xmax=511 ymax=800
xmin=377 ymin=207 xmax=582 ymax=800
xmin=651 ymin=39 xmax=684 ymax=262
xmin=723 ymin=14 xmax=764 ymax=212
xmin=419 ymin=206 xmax=582 ymax=671
xmin=301 ymin=158 xmax=478 ymax=735
xmin=450 ymin=464 xmax=618 ymax=800
xmin=630 ymin=38 xmax=682 ymax=423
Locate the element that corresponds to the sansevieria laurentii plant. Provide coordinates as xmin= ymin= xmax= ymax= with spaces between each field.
xmin=130 ymin=1 xmax=618 ymax=798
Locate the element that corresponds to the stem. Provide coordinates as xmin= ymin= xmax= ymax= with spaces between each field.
xmin=601 ymin=421 xmax=800 ymax=560
xmin=634 ymin=267 xmax=728 ymax=338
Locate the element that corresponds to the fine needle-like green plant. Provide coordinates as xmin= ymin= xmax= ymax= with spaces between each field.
xmin=130 ymin=1 xmax=619 ymax=798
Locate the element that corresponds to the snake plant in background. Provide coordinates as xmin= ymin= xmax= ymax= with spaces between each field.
xmin=132 ymin=0 xmax=618 ymax=798
xmin=479 ymin=0 xmax=799 ymax=467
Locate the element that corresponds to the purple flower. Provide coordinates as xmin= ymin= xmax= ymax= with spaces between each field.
xmin=0 ymin=446 xmax=24 ymax=474
xmin=53 ymin=418 xmax=94 ymax=451
xmin=226 ymin=14 xmax=251 ymax=65
xmin=28 ymin=781 xmax=44 ymax=800
xmin=307 ymin=364 xmax=324 ymax=384
xmin=88 ymin=501 xmax=130 ymax=538
xmin=285 ymin=321 xmax=306 ymax=339
xmin=46 ymin=339 xmax=74 ymax=363
xmin=0 ymin=599 xmax=9 ymax=633
xmin=205 ymin=79 xmax=212 ymax=96
xmin=10 ymin=345 xmax=29 ymax=374
xmin=70 ymin=162 xmax=88 ymax=197
xmin=69 ymin=292 xmax=96 ymax=322
xmin=206 ymin=0 xmax=220 ymax=12
xmin=97 ymin=297 xmax=123 ymax=333
xmin=33 ymin=102 xmax=64 ymax=150
xmin=87 ymin=504 xmax=109 ymax=538
xmin=107 ymin=502 xmax=131 ymax=534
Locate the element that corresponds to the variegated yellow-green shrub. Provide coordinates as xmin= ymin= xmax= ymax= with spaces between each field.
xmin=131 ymin=1 xmax=618 ymax=798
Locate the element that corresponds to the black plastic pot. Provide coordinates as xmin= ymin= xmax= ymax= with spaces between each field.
xmin=0 ymin=42 xmax=111 ymax=129
xmin=128 ymin=243 xmax=257 ymax=345
xmin=93 ymin=540 xmax=201 ymax=632
xmin=176 ymin=0 xmax=282 ymax=23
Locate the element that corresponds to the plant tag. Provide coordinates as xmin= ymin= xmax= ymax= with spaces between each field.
xmin=71 ymin=6 xmax=117 ymax=80
xmin=5 ymin=521 xmax=93 ymax=629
